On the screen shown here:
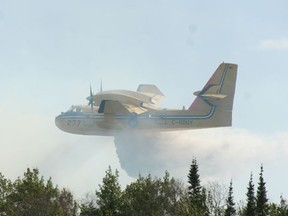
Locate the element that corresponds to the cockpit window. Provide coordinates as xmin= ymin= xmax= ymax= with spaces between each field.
xmin=67 ymin=106 xmax=82 ymax=113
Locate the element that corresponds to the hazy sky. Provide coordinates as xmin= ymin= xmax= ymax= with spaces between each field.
xmin=1 ymin=0 xmax=288 ymax=202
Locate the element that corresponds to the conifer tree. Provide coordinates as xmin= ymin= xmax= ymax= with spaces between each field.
xmin=188 ymin=158 xmax=201 ymax=198
xmin=187 ymin=158 xmax=209 ymax=216
xmin=256 ymin=164 xmax=269 ymax=216
xmin=244 ymin=173 xmax=256 ymax=216
xmin=224 ymin=180 xmax=236 ymax=216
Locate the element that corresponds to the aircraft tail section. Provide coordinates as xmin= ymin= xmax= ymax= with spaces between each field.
xmin=189 ymin=63 xmax=238 ymax=127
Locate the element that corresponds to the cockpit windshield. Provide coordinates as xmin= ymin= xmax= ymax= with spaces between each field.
xmin=60 ymin=105 xmax=91 ymax=116
xmin=67 ymin=105 xmax=82 ymax=113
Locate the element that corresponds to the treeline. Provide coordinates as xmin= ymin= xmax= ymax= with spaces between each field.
xmin=0 ymin=160 xmax=287 ymax=215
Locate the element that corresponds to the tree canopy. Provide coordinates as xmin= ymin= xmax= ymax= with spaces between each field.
xmin=0 ymin=162 xmax=287 ymax=215
xmin=0 ymin=168 xmax=77 ymax=216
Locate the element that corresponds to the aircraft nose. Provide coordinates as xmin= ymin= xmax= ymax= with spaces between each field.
xmin=55 ymin=115 xmax=64 ymax=129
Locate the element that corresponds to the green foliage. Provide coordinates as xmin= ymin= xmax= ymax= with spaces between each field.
xmin=124 ymin=174 xmax=163 ymax=215
xmin=80 ymin=169 xmax=188 ymax=216
xmin=224 ymin=180 xmax=236 ymax=216
xmin=10 ymin=168 xmax=59 ymax=215
xmin=256 ymin=164 xmax=269 ymax=216
xmin=277 ymin=196 xmax=288 ymax=215
xmin=79 ymin=193 xmax=98 ymax=216
xmin=268 ymin=196 xmax=288 ymax=216
xmin=187 ymin=158 xmax=209 ymax=216
xmin=95 ymin=166 xmax=124 ymax=216
xmin=243 ymin=173 xmax=256 ymax=216
xmin=188 ymin=158 xmax=201 ymax=197
xmin=124 ymin=171 xmax=186 ymax=215
xmin=0 ymin=172 xmax=13 ymax=213
xmin=58 ymin=188 xmax=79 ymax=216
xmin=0 ymin=168 xmax=78 ymax=216
xmin=1 ymin=161 xmax=288 ymax=215
xmin=79 ymin=166 xmax=125 ymax=216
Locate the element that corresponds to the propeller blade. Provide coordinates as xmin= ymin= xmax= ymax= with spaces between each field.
xmin=90 ymin=85 xmax=93 ymax=97
xmin=87 ymin=85 xmax=94 ymax=112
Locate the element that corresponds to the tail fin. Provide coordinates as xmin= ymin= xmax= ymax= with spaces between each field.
xmin=189 ymin=63 xmax=238 ymax=127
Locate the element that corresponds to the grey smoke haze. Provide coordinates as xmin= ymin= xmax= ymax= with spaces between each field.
xmin=114 ymin=129 xmax=247 ymax=179
xmin=114 ymin=128 xmax=288 ymax=201
xmin=114 ymin=132 xmax=169 ymax=177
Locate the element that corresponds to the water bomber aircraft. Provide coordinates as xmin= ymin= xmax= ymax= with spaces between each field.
xmin=55 ymin=63 xmax=238 ymax=136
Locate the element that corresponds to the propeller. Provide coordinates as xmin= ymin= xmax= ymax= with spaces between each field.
xmin=86 ymin=85 xmax=94 ymax=112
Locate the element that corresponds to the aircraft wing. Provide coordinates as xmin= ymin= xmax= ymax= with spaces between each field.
xmin=93 ymin=84 xmax=165 ymax=115
xmin=98 ymin=100 xmax=148 ymax=115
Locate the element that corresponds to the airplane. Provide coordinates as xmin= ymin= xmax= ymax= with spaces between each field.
xmin=55 ymin=63 xmax=237 ymax=136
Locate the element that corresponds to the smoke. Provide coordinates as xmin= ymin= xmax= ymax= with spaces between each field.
xmin=114 ymin=128 xmax=248 ymax=179
xmin=114 ymin=128 xmax=288 ymax=200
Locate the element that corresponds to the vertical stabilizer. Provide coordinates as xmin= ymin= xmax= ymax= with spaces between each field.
xmin=189 ymin=63 xmax=238 ymax=127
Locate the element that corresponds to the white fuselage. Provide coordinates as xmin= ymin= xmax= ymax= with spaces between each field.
xmin=54 ymin=105 xmax=224 ymax=136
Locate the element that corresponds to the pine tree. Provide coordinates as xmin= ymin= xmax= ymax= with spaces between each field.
xmin=188 ymin=158 xmax=201 ymax=198
xmin=256 ymin=164 xmax=269 ymax=216
xmin=224 ymin=180 xmax=236 ymax=216
xmin=187 ymin=158 xmax=209 ymax=216
xmin=244 ymin=173 xmax=256 ymax=216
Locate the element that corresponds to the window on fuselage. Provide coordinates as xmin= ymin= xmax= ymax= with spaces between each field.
xmin=67 ymin=106 xmax=82 ymax=113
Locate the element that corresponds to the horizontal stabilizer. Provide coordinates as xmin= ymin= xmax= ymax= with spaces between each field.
xmin=193 ymin=82 xmax=228 ymax=105
xmin=193 ymin=91 xmax=227 ymax=99
xmin=201 ymin=94 xmax=227 ymax=99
